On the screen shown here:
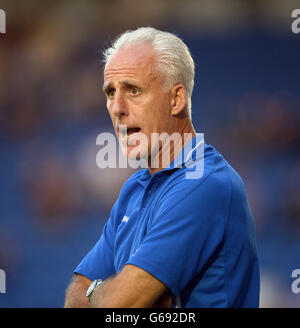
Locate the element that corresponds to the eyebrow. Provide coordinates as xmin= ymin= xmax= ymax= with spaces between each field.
xmin=103 ymin=80 xmax=140 ymax=94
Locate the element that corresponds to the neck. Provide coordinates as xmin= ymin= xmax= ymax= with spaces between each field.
xmin=147 ymin=119 xmax=196 ymax=176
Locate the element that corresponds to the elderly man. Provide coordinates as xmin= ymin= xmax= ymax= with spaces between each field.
xmin=64 ymin=27 xmax=260 ymax=308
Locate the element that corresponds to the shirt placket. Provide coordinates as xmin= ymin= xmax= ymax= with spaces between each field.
xmin=129 ymin=177 xmax=157 ymax=257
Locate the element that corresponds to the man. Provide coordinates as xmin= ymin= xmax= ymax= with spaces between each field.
xmin=64 ymin=27 xmax=260 ymax=308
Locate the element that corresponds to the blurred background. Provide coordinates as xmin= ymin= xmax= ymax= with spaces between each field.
xmin=0 ymin=0 xmax=299 ymax=307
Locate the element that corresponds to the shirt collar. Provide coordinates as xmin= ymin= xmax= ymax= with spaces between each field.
xmin=139 ymin=133 xmax=204 ymax=181
xmin=171 ymin=133 xmax=204 ymax=170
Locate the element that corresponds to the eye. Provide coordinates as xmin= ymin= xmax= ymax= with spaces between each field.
xmin=107 ymin=89 xmax=115 ymax=98
xmin=131 ymin=87 xmax=139 ymax=95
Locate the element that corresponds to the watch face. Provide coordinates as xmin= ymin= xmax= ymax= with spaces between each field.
xmin=86 ymin=280 xmax=97 ymax=297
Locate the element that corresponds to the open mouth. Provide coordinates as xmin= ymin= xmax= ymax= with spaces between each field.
xmin=119 ymin=126 xmax=141 ymax=138
xmin=127 ymin=127 xmax=141 ymax=136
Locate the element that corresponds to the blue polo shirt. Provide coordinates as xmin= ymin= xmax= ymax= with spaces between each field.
xmin=74 ymin=135 xmax=260 ymax=307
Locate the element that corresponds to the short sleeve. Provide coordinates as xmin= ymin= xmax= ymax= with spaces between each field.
xmin=74 ymin=217 xmax=116 ymax=281
xmin=126 ymin=174 xmax=229 ymax=296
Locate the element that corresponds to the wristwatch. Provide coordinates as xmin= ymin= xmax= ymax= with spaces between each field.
xmin=86 ymin=279 xmax=103 ymax=303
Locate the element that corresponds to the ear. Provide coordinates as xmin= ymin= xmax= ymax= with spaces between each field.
xmin=170 ymin=84 xmax=187 ymax=116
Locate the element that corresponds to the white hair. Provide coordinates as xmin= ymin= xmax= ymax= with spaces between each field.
xmin=103 ymin=27 xmax=195 ymax=119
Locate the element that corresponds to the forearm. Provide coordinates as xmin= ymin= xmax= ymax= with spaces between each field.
xmin=89 ymin=265 xmax=170 ymax=308
xmin=64 ymin=275 xmax=91 ymax=308
xmin=89 ymin=276 xmax=122 ymax=308
xmin=90 ymin=276 xmax=172 ymax=308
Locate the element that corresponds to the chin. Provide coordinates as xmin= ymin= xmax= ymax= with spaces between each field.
xmin=118 ymin=133 xmax=150 ymax=167
xmin=126 ymin=146 xmax=148 ymax=161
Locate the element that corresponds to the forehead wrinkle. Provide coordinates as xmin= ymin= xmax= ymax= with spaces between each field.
xmin=105 ymin=65 xmax=137 ymax=72
xmin=104 ymin=67 xmax=156 ymax=87
xmin=103 ymin=74 xmax=139 ymax=92
xmin=104 ymin=65 xmax=143 ymax=83
xmin=104 ymin=51 xmax=155 ymax=77
xmin=105 ymin=64 xmax=150 ymax=76
xmin=105 ymin=71 xmax=138 ymax=80
xmin=104 ymin=51 xmax=161 ymax=90
xmin=103 ymin=78 xmax=139 ymax=92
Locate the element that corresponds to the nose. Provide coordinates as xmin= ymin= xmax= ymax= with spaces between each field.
xmin=111 ymin=91 xmax=128 ymax=119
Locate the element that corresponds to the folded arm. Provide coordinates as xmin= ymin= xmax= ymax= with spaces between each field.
xmin=90 ymin=264 xmax=172 ymax=308
xmin=64 ymin=273 xmax=92 ymax=308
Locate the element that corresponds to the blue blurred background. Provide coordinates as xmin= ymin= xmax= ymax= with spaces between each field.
xmin=0 ymin=0 xmax=299 ymax=307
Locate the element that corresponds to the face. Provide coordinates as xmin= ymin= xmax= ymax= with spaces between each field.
xmin=103 ymin=43 xmax=173 ymax=162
